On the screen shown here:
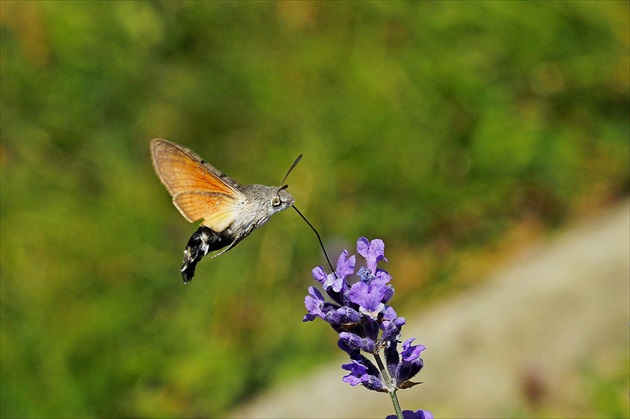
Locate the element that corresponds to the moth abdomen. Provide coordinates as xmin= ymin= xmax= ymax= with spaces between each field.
xmin=181 ymin=226 xmax=232 ymax=283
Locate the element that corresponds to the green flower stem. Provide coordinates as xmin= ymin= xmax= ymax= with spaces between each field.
xmin=373 ymin=352 xmax=403 ymax=419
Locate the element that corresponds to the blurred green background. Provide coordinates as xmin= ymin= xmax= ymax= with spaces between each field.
xmin=1 ymin=1 xmax=628 ymax=417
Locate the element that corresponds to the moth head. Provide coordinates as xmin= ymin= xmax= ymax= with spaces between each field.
xmin=271 ymin=184 xmax=295 ymax=211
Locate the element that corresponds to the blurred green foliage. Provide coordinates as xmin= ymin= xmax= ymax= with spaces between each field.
xmin=1 ymin=1 xmax=628 ymax=417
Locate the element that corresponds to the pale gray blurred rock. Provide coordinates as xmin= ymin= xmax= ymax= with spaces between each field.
xmin=231 ymin=200 xmax=629 ymax=418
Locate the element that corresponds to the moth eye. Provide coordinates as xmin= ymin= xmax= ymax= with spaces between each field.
xmin=271 ymin=196 xmax=281 ymax=207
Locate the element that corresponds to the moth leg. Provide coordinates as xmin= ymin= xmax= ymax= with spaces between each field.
xmin=181 ymin=226 xmax=222 ymax=283
xmin=208 ymin=236 xmax=241 ymax=259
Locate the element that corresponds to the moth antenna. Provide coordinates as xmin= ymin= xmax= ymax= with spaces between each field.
xmin=292 ymin=206 xmax=336 ymax=275
xmin=280 ymin=154 xmax=303 ymax=189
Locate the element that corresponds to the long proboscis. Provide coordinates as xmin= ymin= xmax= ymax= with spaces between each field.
xmin=280 ymin=154 xmax=336 ymax=276
xmin=292 ymin=206 xmax=336 ymax=275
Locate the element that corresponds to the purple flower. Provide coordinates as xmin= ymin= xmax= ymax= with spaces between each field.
xmin=341 ymin=357 xmax=386 ymax=392
xmin=322 ymin=250 xmax=355 ymax=293
xmin=401 ymin=338 xmax=425 ymax=363
xmin=347 ymin=281 xmax=388 ymax=318
xmin=341 ymin=359 xmax=367 ymax=386
xmin=380 ymin=306 xmax=406 ymax=342
xmin=303 ymin=286 xmax=327 ymax=322
xmin=388 ymin=338 xmax=426 ymax=388
xmin=335 ymin=249 xmax=356 ymax=279
xmin=386 ymin=410 xmax=434 ymax=419
xmin=357 ymin=237 xmax=388 ymax=273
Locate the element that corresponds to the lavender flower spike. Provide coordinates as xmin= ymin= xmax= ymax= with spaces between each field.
xmin=303 ymin=237 xmax=432 ymax=418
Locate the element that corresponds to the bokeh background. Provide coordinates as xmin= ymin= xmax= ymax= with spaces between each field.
xmin=1 ymin=1 xmax=628 ymax=418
